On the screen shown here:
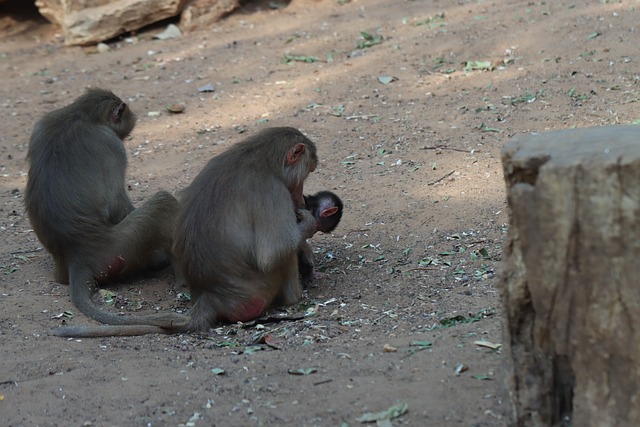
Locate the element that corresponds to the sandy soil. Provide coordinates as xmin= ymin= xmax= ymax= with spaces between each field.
xmin=1 ymin=0 xmax=639 ymax=425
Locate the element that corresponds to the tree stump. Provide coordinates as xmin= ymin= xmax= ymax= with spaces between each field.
xmin=500 ymin=125 xmax=640 ymax=427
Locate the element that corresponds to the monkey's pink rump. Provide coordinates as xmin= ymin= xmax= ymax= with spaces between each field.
xmin=226 ymin=297 xmax=267 ymax=322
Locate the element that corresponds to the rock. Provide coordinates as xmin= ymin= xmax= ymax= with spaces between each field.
xmin=96 ymin=42 xmax=110 ymax=53
xmin=179 ymin=0 xmax=240 ymax=31
xmin=35 ymin=0 xmax=189 ymax=46
xmin=154 ymin=23 xmax=182 ymax=40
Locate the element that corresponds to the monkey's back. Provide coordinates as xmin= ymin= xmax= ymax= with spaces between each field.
xmin=174 ymin=131 xmax=305 ymax=300
xmin=24 ymin=108 xmax=131 ymax=256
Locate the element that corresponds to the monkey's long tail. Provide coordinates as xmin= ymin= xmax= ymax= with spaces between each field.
xmin=53 ymin=324 xmax=173 ymax=338
xmin=63 ymin=262 xmax=189 ymax=329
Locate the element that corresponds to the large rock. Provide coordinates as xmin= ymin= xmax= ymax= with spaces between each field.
xmin=179 ymin=0 xmax=240 ymax=31
xmin=35 ymin=0 xmax=189 ymax=45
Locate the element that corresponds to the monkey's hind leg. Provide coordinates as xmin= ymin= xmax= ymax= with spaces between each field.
xmin=54 ymin=257 xmax=69 ymax=283
xmin=110 ymin=190 xmax=179 ymax=277
xmin=187 ymin=293 xmax=219 ymax=331
xmin=273 ymin=253 xmax=303 ymax=307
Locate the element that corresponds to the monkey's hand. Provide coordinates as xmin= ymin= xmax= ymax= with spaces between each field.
xmin=296 ymin=208 xmax=317 ymax=239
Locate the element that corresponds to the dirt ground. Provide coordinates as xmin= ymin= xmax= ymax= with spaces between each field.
xmin=1 ymin=0 xmax=638 ymax=425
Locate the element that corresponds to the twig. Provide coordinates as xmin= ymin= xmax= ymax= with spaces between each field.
xmin=0 ymin=380 xmax=18 ymax=387
xmin=466 ymin=239 xmax=488 ymax=245
xmin=406 ymin=267 xmax=439 ymax=272
xmin=422 ymin=145 xmax=476 ymax=153
xmin=313 ymin=379 xmax=333 ymax=386
xmin=345 ymin=114 xmax=380 ymax=120
xmin=10 ymin=248 xmax=43 ymax=255
xmin=345 ymin=228 xmax=371 ymax=234
xmin=427 ymin=170 xmax=455 ymax=186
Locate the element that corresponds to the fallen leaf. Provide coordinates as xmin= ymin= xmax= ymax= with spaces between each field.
xmin=318 ymin=297 xmax=337 ymax=307
xmin=165 ymin=104 xmax=185 ymax=114
xmin=357 ymin=31 xmax=383 ymax=49
xmin=198 ymin=83 xmax=215 ymax=92
xmin=288 ymin=367 xmax=317 ymax=376
xmin=477 ymin=123 xmax=504 ymax=133
xmin=454 ymin=363 xmax=468 ymax=375
xmin=473 ymin=374 xmax=493 ymax=381
xmin=98 ymin=289 xmax=117 ymax=306
xmin=410 ymin=340 xmax=433 ymax=349
xmin=383 ymin=343 xmax=397 ymax=352
xmin=52 ymin=311 xmax=74 ymax=319
xmin=283 ymin=54 xmax=320 ymax=63
xmin=474 ymin=340 xmax=502 ymax=350
xmin=356 ymin=402 xmax=408 ymax=423
xmin=211 ymin=368 xmax=225 ymax=375
xmin=239 ymin=346 xmax=263 ymax=355
xmin=586 ymin=31 xmax=601 ymax=40
xmin=175 ymin=291 xmax=191 ymax=302
xmin=258 ymin=334 xmax=280 ymax=349
xmin=463 ymin=60 xmax=494 ymax=72
xmin=377 ymin=75 xmax=397 ymax=85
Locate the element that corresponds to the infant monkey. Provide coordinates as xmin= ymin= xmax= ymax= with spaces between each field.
xmin=299 ymin=191 xmax=344 ymax=281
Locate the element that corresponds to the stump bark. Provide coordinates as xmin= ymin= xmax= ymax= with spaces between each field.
xmin=500 ymin=125 xmax=640 ymax=427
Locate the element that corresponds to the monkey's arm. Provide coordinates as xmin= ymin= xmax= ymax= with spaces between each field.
xmin=253 ymin=186 xmax=309 ymax=272
xmin=296 ymin=208 xmax=317 ymax=239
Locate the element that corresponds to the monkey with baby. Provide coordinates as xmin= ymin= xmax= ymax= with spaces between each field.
xmin=24 ymin=88 xmax=343 ymax=337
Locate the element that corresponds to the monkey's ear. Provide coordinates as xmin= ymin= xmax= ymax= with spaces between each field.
xmin=286 ymin=143 xmax=306 ymax=165
xmin=320 ymin=206 xmax=339 ymax=217
xmin=111 ymin=103 xmax=127 ymax=124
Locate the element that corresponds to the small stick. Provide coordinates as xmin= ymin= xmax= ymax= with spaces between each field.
xmin=422 ymin=145 xmax=476 ymax=153
xmin=345 ymin=228 xmax=371 ymax=234
xmin=466 ymin=239 xmax=489 ymax=245
xmin=10 ymin=248 xmax=43 ymax=255
xmin=427 ymin=170 xmax=455 ymax=186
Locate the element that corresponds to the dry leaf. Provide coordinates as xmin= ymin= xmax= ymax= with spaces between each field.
xmin=474 ymin=340 xmax=502 ymax=350
xmin=383 ymin=343 xmax=397 ymax=352
xmin=454 ymin=363 xmax=468 ymax=375
xmin=166 ymin=104 xmax=185 ymax=114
